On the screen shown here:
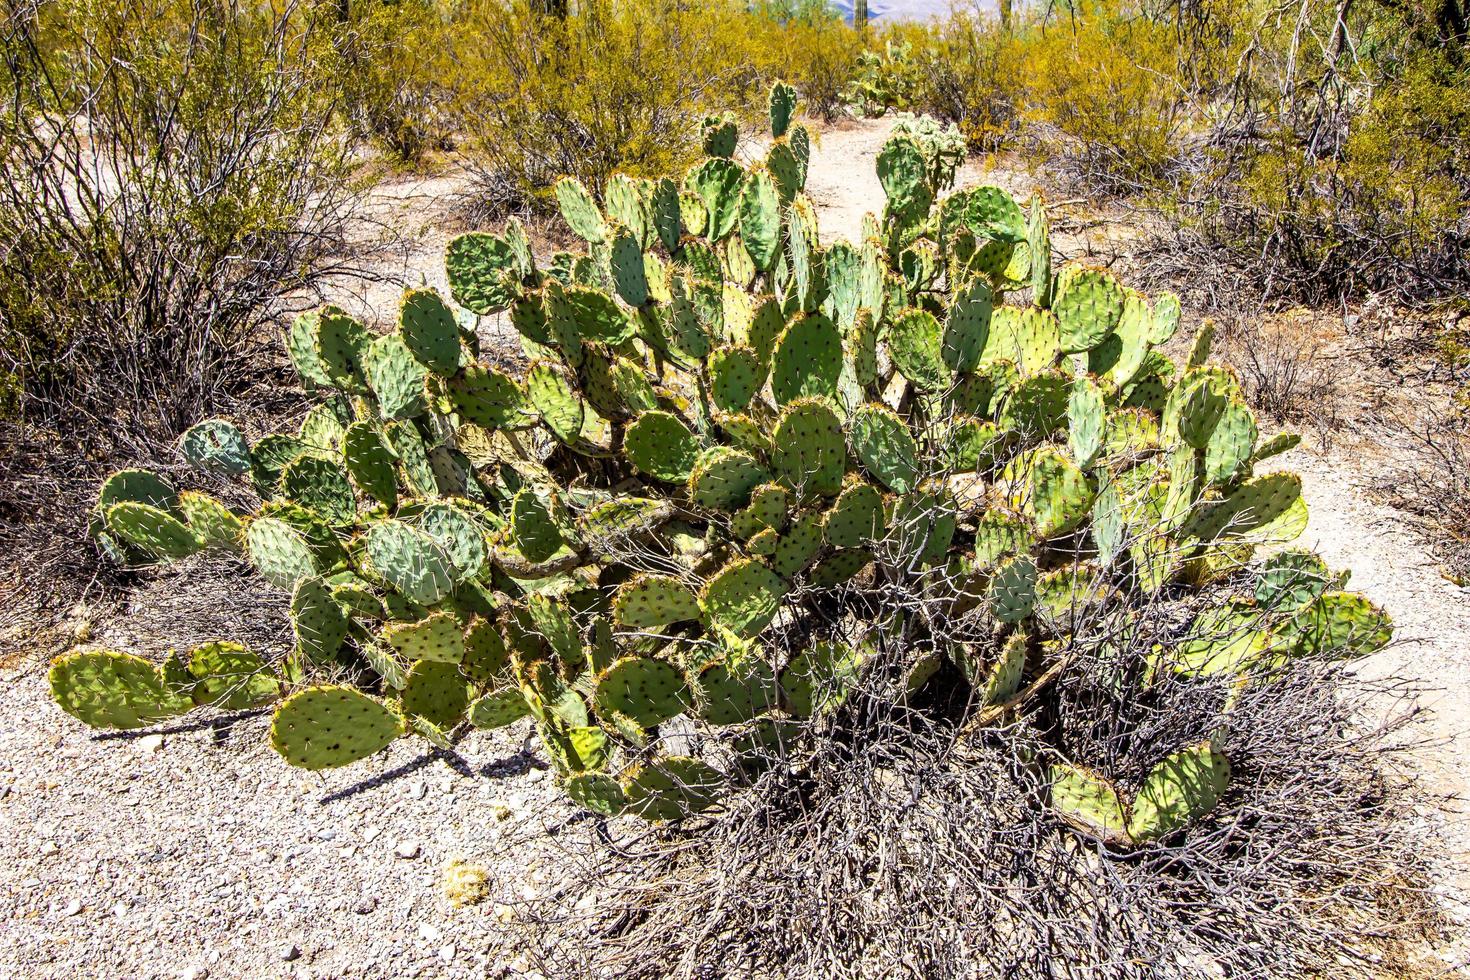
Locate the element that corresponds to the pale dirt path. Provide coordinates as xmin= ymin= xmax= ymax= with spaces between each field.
xmin=3 ymin=118 xmax=1468 ymax=979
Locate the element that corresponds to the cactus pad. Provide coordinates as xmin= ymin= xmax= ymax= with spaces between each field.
xmin=402 ymin=659 xmax=471 ymax=728
xmin=595 ymin=656 xmax=689 ymax=729
xmin=1049 ymin=764 xmax=1129 ymax=843
xmin=279 ymin=455 xmax=356 ymax=526
xmin=445 ymin=232 xmax=520 ymax=315
xmin=886 ymin=308 xmax=948 ymax=391
xmin=690 ymin=447 xmax=767 ymax=511
xmin=509 ymin=489 xmax=564 ymax=564
xmin=701 ymin=559 xmax=787 ymax=638
xmin=188 ymin=641 xmax=280 ymax=711
xmin=179 ymin=419 xmax=251 ymax=475
xmin=851 ymin=404 xmax=919 ymax=493
xmin=105 ymin=502 xmax=202 ymax=559
xmin=291 ymin=576 xmax=349 ymax=664
xmin=245 ymin=517 xmax=319 ymax=589
xmin=622 ymin=756 xmax=724 ymax=821
xmin=771 ymin=312 xmax=842 ymax=405
xmin=49 ymin=650 xmax=194 ymax=729
xmin=386 ymin=612 xmax=466 ymax=664
xmin=614 ymin=574 xmax=701 ymax=630
xmin=1054 ymin=266 xmax=1125 ymax=353
xmin=1127 ymin=743 xmax=1231 ymax=842
xmin=270 ymin=685 xmax=403 ymax=770
xmin=625 ymin=411 xmax=700 ymax=483
xmin=770 ymin=398 xmax=845 ymax=497
xmin=364 ymin=520 xmax=455 ymax=605
xmin=564 ymin=772 xmax=627 ymax=816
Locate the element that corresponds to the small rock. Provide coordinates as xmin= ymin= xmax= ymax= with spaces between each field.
xmin=395 ymin=842 xmax=421 ymax=860
xmin=280 ymin=944 xmax=301 ymax=962
xmin=439 ymin=944 xmax=456 ymax=964
xmin=40 ymin=841 xmax=60 ymax=856
xmin=111 ymin=903 xmax=127 ymax=919
xmin=355 ymin=897 xmax=379 ymax=915
xmin=317 ymin=828 xmax=338 ymax=842
xmin=61 ymin=899 xmax=82 ymax=917
xmin=181 ymin=967 xmax=208 ymax=980
xmin=408 ymin=782 xmax=428 ymax=800
xmin=418 ymin=923 xmax=443 ymax=943
xmin=137 ymin=734 xmax=164 ymax=753
xmin=362 ymin=825 xmax=384 ymax=844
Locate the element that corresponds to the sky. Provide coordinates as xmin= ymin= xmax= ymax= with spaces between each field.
xmin=825 ymin=0 xmax=997 ymax=22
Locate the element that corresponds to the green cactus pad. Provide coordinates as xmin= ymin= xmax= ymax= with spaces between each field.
xmin=768 ymin=80 xmax=798 ymax=138
xmin=445 ymin=232 xmax=520 ymax=314
xmin=690 ymin=447 xmax=768 ymax=511
xmin=105 ymin=502 xmax=202 ymax=559
xmin=625 ymin=411 xmax=700 ymax=483
xmin=362 ymin=333 xmax=426 ymax=420
xmin=1186 ymin=472 xmax=1307 ymax=543
xmin=270 ymin=685 xmax=403 ymax=770
xmin=701 ymin=559 xmax=787 ymax=638
xmin=942 ymin=278 xmax=994 ymax=374
xmin=739 ymin=170 xmax=782 ymax=270
xmin=1286 ymin=591 xmax=1392 ymax=659
xmin=385 ymin=612 xmax=465 ymax=664
xmin=177 ymin=492 xmax=243 ymax=551
xmin=998 ymin=370 xmax=1071 ymax=437
xmin=468 ymin=687 xmax=531 ymax=729
xmin=313 ymin=306 xmax=371 ymax=391
xmin=1003 ymin=447 xmax=1094 ymax=539
xmin=732 ymin=483 xmax=791 ymax=540
xmin=983 ymin=306 xmax=1060 ymax=375
xmin=402 ymin=659 xmax=471 ymax=728
xmin=1203 ymin=397 xmax=1258 ymax=485
xmin=886 ymin=308 xmax=948 ymax=391
xmin=526 ymin=361 xmax=586 ymax=445
xmin=279 ymin=454 xmax=356 ymax=526
xmin=974 ymin=508 xmax=1035 ymax=567
xmin=179 ymin=419 xmax=251 ymax=475
xmin=445 ymin=364 xmax=527 ymax=431
xmin=98 ymin=468 xmax=179 ymax=516
xmin=1254 ymin=550 xmax=1332 ymax=612
xmin=708 ymin=345 xmax=764 ymax=413
xmin=554 ymin=177 xmax=606 ymax=243
xmin=1067 ymin=377 xmax=1107 ymax=469
xmin=245 ymin=516 xmax=319 ymax=589
xmin=286 ymin=310 xmax=334 ymax=387
xmin=770 ymin=398 xmax=845 ymax=497
xmin=398 ymin=288 xmax=462 ymax=377
xmin=606 ymin=173 xmax=652 ymax=245
xmin=987 ymin=555 xmax=1038 ymax=624
xmin=364 ymin=519 xmax=455 ymax=605
xmin=565 ymin=285 xmax=637 ymax=345
xmin=622 ymin=757 xmax=724 ymax=821
xmin=1127 ymin=743 xmax=1231 ymax=842
xmin=248 ymin=434 xmax=307 ymax=495
xmin=49 ymin=650 xmax=194 ymax=729
xmin=416 ymin=501 xmax=486 ymax=581
xmin=1054 ymin=266 xmax=1125 ymax=353
xmin=341 ymin=422 xmax=397 ymax=508
xmin=509 ymin=489 xmax=564 ymax=564
xmin=851 ymin=404 xmax=919 ymax=493
xmin=595 ymin=656 xmax=689 ymax=729
xmin=461 ymin=619 xmax=512 ymax=687
xmin=780 ymin=640 xmax=864 ymax=718
xmin=609 ymin=225 xmax=649 ymax=307
xmin=887 ymin=490 xmax=958 ymax=566
xmin=982 ymin=632 xmax=1028 ymax=704
xmin=824 ymin=480 xmax=885 ymax=549
xmin=695 ymin=656 xmax=778 ymax=725
xmin=1149 ymin=293 xmax=1183 ymax=345
xmin=771 ymin=312 xmax=842 ymax=405
xmin=383 ymin=421 xmax=438 ymax=497
xmin=291 ymin=576 xmax=349 ymax=664
xmin=1049 ymin=763 xmax=1129 ymax=843
xmin=771 ymin=510 xmax=824 ymax=578
xmin=747 ymin=527 xmax=778 ymax=556
xmin=613 ymin=574 xmax=701 ymax=630
xmin=564 ymin=772 xmax=627 ymax=816
xmin=877 ymin=135 xmax=931 ymax=220
xmin=188 ymin=641 xmax=280 ymax=711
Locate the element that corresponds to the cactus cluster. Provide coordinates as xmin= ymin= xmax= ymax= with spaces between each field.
xmin=56 ymin=86 xmax=1392 ymax=839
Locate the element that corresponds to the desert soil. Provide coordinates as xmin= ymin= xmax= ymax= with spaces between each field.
xmin=3 ymin=118 xmax=1468 ymax=979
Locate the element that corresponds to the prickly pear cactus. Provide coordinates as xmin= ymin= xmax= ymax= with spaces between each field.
xmin=59 ymin=95 xmax=1391 ymax=841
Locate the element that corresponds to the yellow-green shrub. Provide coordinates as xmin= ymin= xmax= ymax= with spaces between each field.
xmin=449 ymin=0 xmax=770 ymax=212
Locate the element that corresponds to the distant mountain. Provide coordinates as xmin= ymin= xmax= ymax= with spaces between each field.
xmin=826 ymin=0 xmax=997 ymax=22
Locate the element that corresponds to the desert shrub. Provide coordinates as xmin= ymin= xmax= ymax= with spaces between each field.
xmin=449 ymin=0 xmax=772 ymax=215
xmin=49 ymin=95 xmax=1416 ymax=970
xmin=0 ymin=0 xmax=354 ymax=446
xmin=1182 ymin=0 xmax=1470 ymax=300
xmin=1020 ymin=1 xmax=1191 ymax=192
xmin=747 ymin=1 xmax=862 ymax=122
xmin=909 ymin=9 xmax=1024 ymax=151
xmin=308 ymin=0 xmax=453 ymax=163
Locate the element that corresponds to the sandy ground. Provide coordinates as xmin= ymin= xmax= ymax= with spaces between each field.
xmin=4 ymin=117 xmax=1469 ymax=978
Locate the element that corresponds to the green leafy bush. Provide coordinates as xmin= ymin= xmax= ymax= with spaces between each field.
xmin=56 ymin=94 xmax=1390 ymax=839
